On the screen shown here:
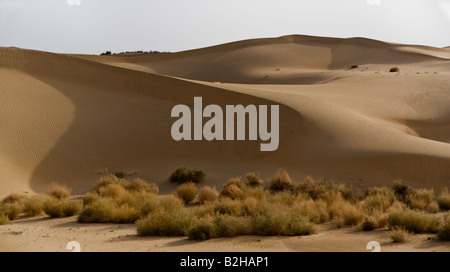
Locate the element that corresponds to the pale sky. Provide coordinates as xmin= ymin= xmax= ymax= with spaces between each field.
xmin=1 ymin=0 xmax=450 ymax=54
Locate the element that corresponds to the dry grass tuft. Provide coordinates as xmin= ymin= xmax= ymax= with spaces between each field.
xmin=197 ymin=186 xmax=219 ymax=204
xmin=47 ymin=183 xmax=71 ymax=200
xmin=175 ymin=182 xmax=197 ymax=204
xmin=125 ymin=178 xmax=159 ymax=194
xmin=269 ymin=169 xmax=293 ymax=192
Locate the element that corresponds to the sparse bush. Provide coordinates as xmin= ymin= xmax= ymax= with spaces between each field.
xmin=341 ymin=205 xmax=364 ymax=226
xmin=47 ymin=183 xmax=71 ymax=200
xmin=214 ymin=198 xmax=242 ymax=216
xmin=114 ymin=171 xmax=127 ymax=179
xmin=437 ymin=188 xmax=450 ymax=211
xmin=98 ymin=183 xmax=128 ymax=199
xmin=78 ymin=198 xmax=139 ymax=223
xmin=0 ymin=211 xmax=10 ymax=225
xmin=90 ymin=174 xmax=128 ymax=194
xmin=437 ymin=213 xmax=450 ymax=241
xmin=43 ymin=198 xmax=82 ymax=217
xmin=220 ymin=184 xmax=243 ymax=200
xmin=407 ymin=188 xmax=435 ymax=211
xmin=125 ymin=178 xmax=159 ymax=194
xmin=251 ymin=210 xmax=315 ymax=236
xmin=82 ymin=192 xmax=99 ymax=207
xmin=363 ymin=187 xmax=395 ymax=212
xmin=197 ymin=186 xmax=219 ymax=204
xmin=169 ymin=166 xmax=205 ymax=184
xmin=22 ymin=195 xmax=47 ymax=217
xmin=1 ymin=193 xmax=27 ymax=205
xmin=186 ymin=218 xmax=216 ymax=240
xmin=246 ymin=172 xmax=264 ymax=187
xmin=388 ymin=209 xmax=440 ymax=233
xmin=305 ymin=199 xmax=329 ymax=224
xmin=214 ymin=214 xmax=250 ymax=237
xmin=392 ymin=180 xmax=412 ymax=202
xmin=224 ymin=177 xmax=246 ymax=190
xmin=136 ymin=208 xmax=191 ymax=236
xmin=242 ymin=197 xmax=258 ymax=216
xmin=389 ymin=226 xmax=412 ymax=243
xmin=175 ymin=182 xmax=197 ymax=204
xmin=361 ymin=216 xmax=378 ymax=231
xmin=269 ymin=169 xmax=293 ymax=192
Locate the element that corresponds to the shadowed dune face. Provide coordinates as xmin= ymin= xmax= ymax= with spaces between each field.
xmin=1 ymin=35 xmax=450 ymax=197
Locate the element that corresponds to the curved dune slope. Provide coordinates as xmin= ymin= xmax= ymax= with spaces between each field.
xmin=1 ymin=35 xmax=450 ymax=197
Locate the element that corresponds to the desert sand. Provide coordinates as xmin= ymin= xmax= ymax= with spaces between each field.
xmin=1 ymin=35 xmax=450 ymax=252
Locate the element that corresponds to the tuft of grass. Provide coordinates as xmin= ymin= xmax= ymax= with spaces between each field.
xmin=77 ymin=198 xmax=139 ymax=223
xmin=175 ymin=182 xmax=197 ymax=204
xmin=246 ymin=172 xmax=264 ymax=187
xmin=169 ymin=166 xmax=205 ymax=184
xmin=392 ymin=180 xmax=412 ymax=202
xmin=361 ymin=216 xmax=378 ymax=231
xmin=437 ymin=213 xmax=450 ymax=241
xmin=43 ymin=198 xmax=82 ymax=217
xmin=341 ymin=204 xmax=365 ymax=226
xmin=0 ymin=211 xmax=10 ymax=225
xmin=98 ymin=183 xmax=128 ymax=199
xmin=224 ymin=177 xmax=246 ymax=190
xmin=125 ymin=178 xmax=159 ymax=194
xmin=305 ymin=199 xmax=329 ymax=224
xmin=1 ymin=193 xmax=27 ymax=205
xmin=213 ymin=198 xmax=242 ymax=216
xmin=437 ymin=188 xmax=450 ymax=211
xmin=214 ymin=214 xmax=250 ymax=237
xmin=186 ymin=217 xmax=216 ymax=240
xmin=22 ymin=195 xmax=47 ymax=217
xmin=269 ymin=169 xmax=293 ymax=192
xmin=90 ymin=174 xmax=129 ymax=194
xmin=388 ymin=209 xmax=440 ymax=233
xmin=220 ymin=184 xmax=243 ymax=200
xmin=0 ymin=202 xmax=23 ymax=221
xmin=47 ymin=183 xmax=71 ymax=200
xmin=197 ymin=186 xmax=219 ymax=204
xmin=363 ymin=187 xmax=395 ymax=212
xmin=136 ymin=208 xmax=191 ymax=236
xmin=250 ymin=209 xmax=315 ymax=236
xmin=407 ymin=188 xmax=435 ymax=211
xmin=389 ymin=226 xmax=412 ymax=243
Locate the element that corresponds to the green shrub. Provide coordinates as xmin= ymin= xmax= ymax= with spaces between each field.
xmin=169 ymin=166 xmax=205 ymax=184
xmin=43 ymin=198 xmax=82 ymax=217
xmin=388 ymin=209 xmax=440 ymax=233
xmin=175 ymin=182 xmax=197 ymax=204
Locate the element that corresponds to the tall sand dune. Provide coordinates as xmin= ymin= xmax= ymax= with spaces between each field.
xmin=1 ymin=35 xmax=450 ymax=197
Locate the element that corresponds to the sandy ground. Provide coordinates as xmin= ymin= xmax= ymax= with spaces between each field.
xmin=1 ymin=34 xmax=450 ymax=252
xmin=1 ymin=215 xmax=449 ymax=252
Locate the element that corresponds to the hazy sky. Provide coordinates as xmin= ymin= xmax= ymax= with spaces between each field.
xmin=1 ymin=0 xmax=450 ymax=54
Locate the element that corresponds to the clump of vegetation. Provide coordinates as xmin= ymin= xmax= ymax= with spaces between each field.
xmin=392 ymin=180 xmax=413 ymax=203
xmin=22 ymin=195 xmax=47 ymax=217
xmin=125 ymin=178 xmax=159 ymax=194
xmin=43 ymin=198 xmax=82 ymax=218
xmin=78 ymin=198 xmax=140 ymax=223
xmin=269 ymin=169 xmax=293 ymax=192
xmin=389 ymin=226 xmax=412 ymax=243
xmin=197 ymin=186 xmax=219 ymax=204
xmin=47 ymin=183 xmax=71 ymax=200
xmin=437 ymin=188 xmax=450 ymax=211
xmin=437 ymin=212 xmax=450 ymax=241
xmin=169 ymin=166 xmax=205 ymax=184
xmin=246 ymin=172 xmax=264 ymax=187
xmin=175 ymin=182 xmax=197 ymax=204
xmin=1 ymin=193 xmax=27 ymax=205
xmin=186 ymin=217 xmax=216 ymax=240
xmin=388 ymin=209 xmax=439 ymax=234
xmin=89 ymin=174 xmax=129 ymax=194
xmin=220 ymin=183 xmax=243 ymax=200
xmin=407 ymin=188 xmax=436 ymax=211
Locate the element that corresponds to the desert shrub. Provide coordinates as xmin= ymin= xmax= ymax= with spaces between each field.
xmin=220 ymin=184 xmax=243 ymax=200
xmin=437 ymin=188 xmax=450 ymax=211
xmin=90 ymin=174 xmax=128 ymax=194
xmin=224 ymin=177 xmax=246 ymax=190
xmin=392 ymin=180 xmax=412 ymax=203
xmin=175 ymin=182 xmax=197 ymax=204
xmin=169 ymin=166 xmax=205 ymax=184
xmin=22 ymin=195 xmax=47 ymax=216
xmin=407 ymin=188 xmax=435 ymax=211
xmin=43 ymin=198 xmax=82 ymax=217
xmin=246 ymin=172 xmax=264 ymax=187
xmin=82 ymin=192 xmax=100 ymax=206
xmin=0 ymin=202 xmax=23 ymax=221
xmin=136 ymin=208 xmax=191 ymax=236
xmin=437 ymin=213 xmax=450 ymax=241
xmin=114 ymin=171 xmax=127 ymax=179
xmin=271 ymin=190 xmax=297 ymax=206
xmin=98 ymin=183 xmax=128 ymax=199
xmin=361 ymin=216 xmax=378 ymax=231
xmin=389 ymin=226 xmax=412 ymax=243
xmin=363 ymin=187 xmax=395 ymax=212
xmin=213 ymin=198 xmax=242 ymax=216
xmin=269 ymin=169 xmax=293 ymax=192
xmin=125 ymin=178 xmax=159 ymax=194
xmin=251 ymin=209 xmax=315 ymax=236
xmin=341 ymin=205 xmax=365 ymax=226
xmin=186 ymin=218 xmax=216 ymax=240
xmin=47 ymin=183 xmax=71 ymax=200
xmin=0 ymin=211 xmax=9 ymax=225
xmin=388 ymin=209 xmax=440 ymax=233
xmin=214 ymin=214 xmax=250 ymax=237
xmin=389 ymin=67 xmax=399 ymax=72
xmin=1 ymin=193 xmax=27 ymax=205
xmin=426 ymin=201 xmax=440 ymax=213
xmin=191 ymin=203 xmax=215 ymax=218
xmin=242 ymin=197 xmax=259 ymax=216
xmin=197 ymin=186 xmax=219 ymax=204
xmin=306 ymin=199 xmax=329 ymax=224
xmin=77 ymin=198 xmax=139 ymax=223
xmin=159 ymin=195 xmax=185 ymax=213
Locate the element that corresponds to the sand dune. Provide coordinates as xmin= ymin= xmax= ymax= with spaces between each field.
xmin=1 ymin=35 xmax=450 ymax=198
